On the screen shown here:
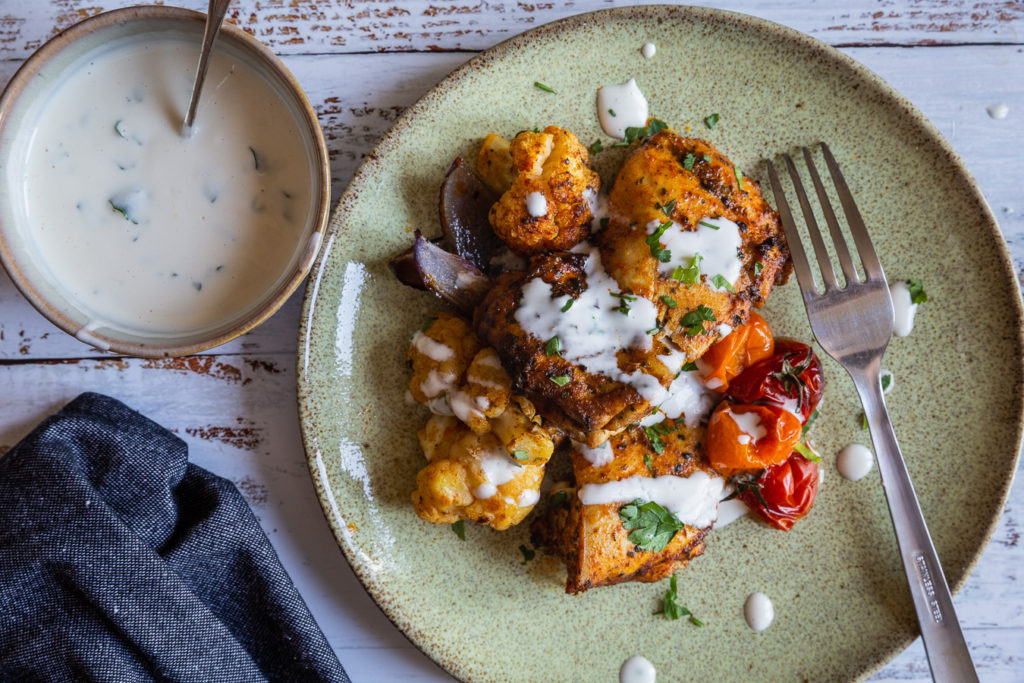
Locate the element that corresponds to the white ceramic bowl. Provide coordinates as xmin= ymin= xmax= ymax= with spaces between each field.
xmin=0 ymin=6 xmax=330 ymax=357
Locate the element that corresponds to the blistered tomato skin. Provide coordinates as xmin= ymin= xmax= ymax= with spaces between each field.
xmin=699 ymin=311 xmax=774 ymax=392
xmin=740 ymin=453 xmax=820 ymax=530
xmin=727 ymin=340 xmax=823 ymax=422
xmin=705 ymin=401 xmax=803 ymax=477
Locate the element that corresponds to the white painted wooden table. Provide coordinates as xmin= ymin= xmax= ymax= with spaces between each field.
xmin=1 ymin=2 xmax=1021 ymax=680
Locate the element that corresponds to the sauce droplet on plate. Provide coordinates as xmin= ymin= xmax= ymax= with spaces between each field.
xmin=744 ymin=591 xmax=774 ymax=631
xmin=596 ymin=78 xmax=649 ymax=139
xmin=620 ymin=654 xmax=656 ymax=683
xmin=641 ymin=42 xmax=657 ymax=59
xmin=889 ymin=281 xmax=918 ymax=337
xmin=837 ymin=444 xmax=874 ymax=481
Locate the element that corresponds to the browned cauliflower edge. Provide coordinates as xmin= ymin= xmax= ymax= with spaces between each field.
xmin=479 ymin=126 xmax=600 ymax=255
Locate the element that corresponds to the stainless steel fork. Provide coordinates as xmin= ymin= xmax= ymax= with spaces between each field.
xmin=765 ymin=144 xmax=978 ymax=683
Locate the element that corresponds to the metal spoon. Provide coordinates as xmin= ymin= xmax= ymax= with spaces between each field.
xmin=182 ymin=0 xmax=232 ymax=136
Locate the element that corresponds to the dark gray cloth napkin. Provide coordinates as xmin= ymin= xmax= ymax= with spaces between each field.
xmin=0 ymin=392 xmax=349 ymax=682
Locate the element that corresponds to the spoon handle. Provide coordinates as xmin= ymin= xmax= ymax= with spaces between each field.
xmin=183 ymin=0 xmax=232 ymax=132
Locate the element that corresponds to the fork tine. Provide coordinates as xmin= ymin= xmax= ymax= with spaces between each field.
xmin=801 ymin=146 xmax=859 ymax=285
xmin=782 ymin=154 xmax=839 ymax=291
xmin=820 ymin=143 xmax=887 ymax=283
xmin=765 ymin=159 xmax=818 ymax=300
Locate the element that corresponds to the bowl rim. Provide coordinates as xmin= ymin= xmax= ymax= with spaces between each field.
xmin=0 ymin=5 xmax=331 ymax=358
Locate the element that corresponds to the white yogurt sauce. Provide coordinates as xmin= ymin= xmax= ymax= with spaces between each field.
xmin=638 ymin=362 xmax=715 ymax=429
xmin=517 ymin=488 xmax=540 ymax=507
xmin=585 ymin=188 xmax=611 ymax=229
xmin=16 ymin=36 xmax=314 ymax=336
xmin=576 ymin=440 xmax=615 ymax=467
xmin=837 ymin=443 xmax=874 ymax=481
xmin=987 ymin=103 xmax=1009 ymax=120
xmin=448 ymin=388 xmax=485 ymax=425
xmin=744 ymin=592 xmax=775 ymax=631
xmin=515 ymin=243 xmax=659 ymax=395
xmin=714 ymin=496 xmax=750 ymax=527
xmin=620 ymin=655 xmax=656 ymax=683
xmin=472 ymin=449 xmax=523 ymax=499
xmin=526 ymin=191 xmax=548 ymax=217
xmin=420 ymin=370 xmax=456 ymax=399
xmin=729 ymin=409 xmax=767 ymax=443
xmin=578 ymin=471 xmax=724 ymax=528
xmin=640 ymin=43 xmax=657 ymax=59
xmin=411 ymin=331 xmax=454 ymax=362
xmin=645 ymin=216 xmax=743 ymax=292
xmin=889 ymin=281 xmax=918 ymax=337
xmin=596 ymin=79 xmax=649 ymax=139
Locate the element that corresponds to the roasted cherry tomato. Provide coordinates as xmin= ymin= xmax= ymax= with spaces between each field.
xmin=727 ymin=340 xmax=823 ymax=422
xmin=705 ymin=401 xmax=803 ymax=476
xmin=738 ymin=453 xmax=819 ymax=530
xmin=699 ymin=311 xmax=774 ymax=392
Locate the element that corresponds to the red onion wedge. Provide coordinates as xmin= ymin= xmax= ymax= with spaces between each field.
xmin=439 ymin=157 xmax=502 ymax=272
xmin=388 ymin=232 xmax=490 ymax=314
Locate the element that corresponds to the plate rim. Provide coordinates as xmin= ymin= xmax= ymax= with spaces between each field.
xmin=296 ymin=5 xmax=1024 ymax=680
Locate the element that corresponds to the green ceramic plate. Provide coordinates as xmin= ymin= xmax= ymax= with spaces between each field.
xmin=297 ymin=6 xmax=1023 ymax=681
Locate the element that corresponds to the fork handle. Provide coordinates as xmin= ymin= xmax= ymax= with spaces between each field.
xmin=852 ymin=370 xmax=979 ymax=683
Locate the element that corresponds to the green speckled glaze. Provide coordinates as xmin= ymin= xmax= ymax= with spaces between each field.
xmin=296 ymin=6 xmax=1023 ymax=681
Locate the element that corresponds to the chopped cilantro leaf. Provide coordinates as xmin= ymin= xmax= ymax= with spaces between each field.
xmin=644 ymin=452 xmax=654 ymax=474
xmin=702 ymin=154 xmax=712 ymax=163
xmin=643 ymin=421 xmax=676 ymax=455
xmin=519 ymin=544 xmax=536 ymax=564
xmin=551 ymin=490 xmax=568 ymax=506
xmin=703 ymin=113 xmax=720 ymax=129
xmin=646 ymin=222 xmax=672 ymax=262
xmin=619 ymin=498 xmax=684 ymax=552
xmin=588 ymin=139 xmax=604 ymax=155
xmin=534 ymin=81 xmax=556 ymax=93
xmin=675 ymin=253 xmax=703 ymax=284
xmin=609 ymin=108 xmax=616 ymax=116
xmin=680 ymin=305 xmax=716 ymax=336
xmin=754 ymin=261 xmax=764 ymax=276
xmin=451 ymin=520 xmax=466 ymax=540
xmin=734 ymin=167 xmax=744 ymax=190
xmin=657 ymin=574 xmax=703 ymax=625
xmin=906 ymin=279 xmax=928 ymax=304
xmin=794 ymin=440 xmax=822 ymax=462
xmin=660 ymin=295 xmax=678 ymax=309
xmin=560 ymin=298 xmax=575 ymax=312
xmin=512 ymin=449 xmax=529 ymax=463
xmin=682 ymin=153 xmax=696 ymax=170
xmin=682 ymin=361 xmax=699 ymax=372
xmin=550 ymin=374 xmax=571 ymax=387
xmin=802 ymin=408 xmax=819 ymax=437
xmin=545 ymin=336 xmax=561 ymax=356
xmin=659 ymin=199 xmax=677 ymax=217
xmin=711 ymin=274 xmax=736 ymax=293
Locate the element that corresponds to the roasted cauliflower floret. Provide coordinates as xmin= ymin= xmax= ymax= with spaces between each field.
xmin=412 ymin=399 xmax=554 ymax=530
xmin=482 ymin=126 xmax=600 ymax=255
xmin=447 ymin=348 xmax=512 ymax=434
xmin=407 ymin=312 xmax=483 ymax=412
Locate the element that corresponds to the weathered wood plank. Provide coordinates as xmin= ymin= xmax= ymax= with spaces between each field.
xmin=0 ymin=46 xmax=1020 ymax=360
xmin=0 ymin=0 xmax=1021 ymax=61
xmin=0 ymin=356 xmax=1020 ymax=679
